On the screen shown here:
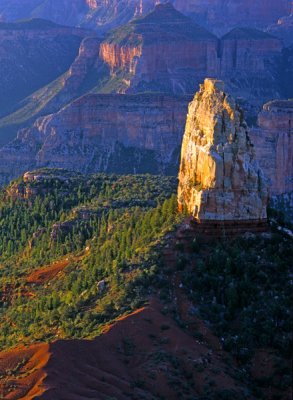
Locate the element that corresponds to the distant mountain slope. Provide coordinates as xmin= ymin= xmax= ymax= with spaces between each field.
xmin=173 ymin=0 xmax=291 ymax=34
xmin=0 ymin=18 xmax=92 ymax=145
xmin=0 ymin=0 xmax=291 ymax=34
xmin=0 ymin=0 xmax=157 ymax=32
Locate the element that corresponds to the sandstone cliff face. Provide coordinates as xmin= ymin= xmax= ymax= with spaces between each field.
xmin=99 ymin=42 xmax=142 ymax=75
xmin=0 ymin=94 xmax=190 ymax=185
xmin=178 ymin=79 xmax=268 ymax=222
xmin=64 ymin=37 xmax=102 ymax=90
xmin=0 ymin=34 xmax=103 ymax=147
xmin=97 ymin=4 xmax=284 ymax=104
xmin=100 ymin=3 xmax=218 ymax=95
xmin=250 ymin=100 xmax=293 ymax=196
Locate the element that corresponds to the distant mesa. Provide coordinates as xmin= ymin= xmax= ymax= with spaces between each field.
xmin=99 ymin=2 xmax=219 ymax=94
xmin=178 ymin=78 xmax=269 ymax=234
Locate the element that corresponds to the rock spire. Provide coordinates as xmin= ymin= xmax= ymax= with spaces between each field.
xmin=178 ymin=78 xmax=268 ymax=224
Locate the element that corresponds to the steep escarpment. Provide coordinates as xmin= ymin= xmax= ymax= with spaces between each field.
xmin=0 ymin=0 xmax=157 ymax=32
xmin=250 ymin=100 xmax=293 ymax=221
xmin=98 ymin=4 xmax=285 ymax=104
xmin=0 ymin=18 xmax=90 ymax=127
xmin=0 ymin=94 xmax=190 ymax=185
xmin=1 ymin=0 xmax=290 ymax=35
xmin=99 ymin=3 xmax=218 ymax=94
xmin=0 ymin=35 xmax=104 ymax=147
xmin=219 ymin=28 xmax=283 ymax=102
xmin=173 ymin=0 xmax=291 ymax=35
xmin=0 ymin=3 xmax=287 ymax=147
xmin=0 ymin=0 xmax=88 ymax=26
xmin=178 ymin=79 xmax=268 ymax=225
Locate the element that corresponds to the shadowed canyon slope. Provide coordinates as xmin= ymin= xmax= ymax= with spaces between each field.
xmin=0 ymin=3 xmax=289 ymax=149
xmin=173 ymin=0 xmax=291 ymax=34
xmin=0 ymin=19 xmax=90 ymax=116
xmin=0 ymin=18 xmax=92 ymax=145
xmin=250 ymin=100 xmax=293 ymax=221
xmin=0 ymin=0 xmax=157 ymax=32
xmin=0 ymin=0 xmax=291 ymax=34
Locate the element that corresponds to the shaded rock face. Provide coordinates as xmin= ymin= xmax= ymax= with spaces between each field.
xmin=173 ymin=0 xmax=291 ymax=35
xmin=219 ymin=28 xmax=283 ymax=105
xmin=220 ymin=28 xmax=282 ymax=75
xmin=178 ymin=79 xmax=268 ymax=222
xmin=267 ymin=14 xmax=293 ymax=47
xmin=0 ymin=0 xmax=88 ymax=26
xmin=250 ymin=100 xmax=293 ymax=221
xmin=0 ymin=19 xmax=90 ymax=118
xmin=0 ymin=35 xmax=104 ymax=148
xmin=0 ymin=94 xmax=190 ymax=185
xmin=1 ymin=0 xmax=290 ymax=35
xmin=253 ymin=100 xmax=293 ymax=196
xmin=0 ymin=0 xmax=157 ymax=32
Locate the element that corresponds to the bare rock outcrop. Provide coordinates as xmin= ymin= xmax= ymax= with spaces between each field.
xmin=0 ymin=93 xmax=190 ymax=186
xmin=99 ymin=3 xmax=218 ymax=95
xmin=178 ymin=79 xmax=268 ymax=225
xmin=250 ymin=100 xmax=293 ymax=221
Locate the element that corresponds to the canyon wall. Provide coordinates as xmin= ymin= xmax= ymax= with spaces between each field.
xmin=0 ymin=19 xmax=90 ymax=119
xmin=178 ymin=79 xmax=268 ymax=223
xmin=0 ymin=94 xmax=190 ymax=186
xmin=173 ymin=0 xmax=291 ymax=35
xmin=250 ymin=100 xmax=293 ymax=221
xmin=99 ymin=2 xmax=219 ymax=90
xmin=1 ymin=0 xmax=291 ymax=34
xmin=0 ymin=0 xmax=157 ymax=32
xmin=99 ymin=4 xmax=284 ymax=102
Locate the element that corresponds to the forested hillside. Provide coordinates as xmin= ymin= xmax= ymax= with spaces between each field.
xmin=0 ymin=170 xmax=179 ymax=349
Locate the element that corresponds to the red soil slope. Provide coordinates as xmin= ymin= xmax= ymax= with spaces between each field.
xmin=0 ymin=344 xmax=49 ymax=399
xmin=26 ymin=260 xmax=70 ymax=285
xmin=0 ymin=299 xmax=248 ymax=400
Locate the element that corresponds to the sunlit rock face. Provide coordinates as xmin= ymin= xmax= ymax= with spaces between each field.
xmin=178 ymin=79 xmax=268 ymax=222
xmin=99 ymin=3 xmax=218 ymax=95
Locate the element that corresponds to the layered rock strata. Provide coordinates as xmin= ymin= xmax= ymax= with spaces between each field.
xmin=99 ymin=4 xmax=284 ymax=105
xmin=99 ymin=3 xmax=218 ymax=94
xmin=250 ymin=100 xmax=293 ymax=221
xmin=178 ymin=79 xmax=268 ymax=228
xmin=0 ymin=94 xmax=190 ymax=186
xmin=1 ymin=0 xmax=290 ymax=35
xmin=173 ymin=0 xmax=291 ymax=35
